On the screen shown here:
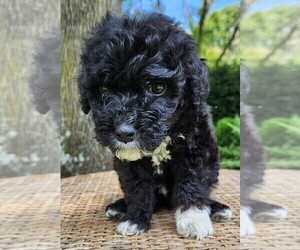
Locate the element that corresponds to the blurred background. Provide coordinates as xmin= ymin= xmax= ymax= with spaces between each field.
xmin=241 ymin=0 xmax=300 ymax=170
xmin=0 ymin=0 xmax=60 ymax=177
xmin=240 ymin=0 xmax=299 ymax=246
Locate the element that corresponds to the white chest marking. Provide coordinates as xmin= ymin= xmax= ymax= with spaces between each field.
xmin=151 ymin=136 xmax=172 ymax=174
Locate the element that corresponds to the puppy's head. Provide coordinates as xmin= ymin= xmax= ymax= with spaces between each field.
xmin=78 ymin=13 xmax=209 ymax=161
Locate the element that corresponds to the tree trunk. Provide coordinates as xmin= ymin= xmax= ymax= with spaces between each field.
xmin=61 ymin=0 xmax=121 ymax=177
xmin=215 ymin=19 xmax=240 ymax=66
xmin=197 ymin=0 xmax=213 ymax=53
xmin=260 ymin=24 xmax=298 ymax=65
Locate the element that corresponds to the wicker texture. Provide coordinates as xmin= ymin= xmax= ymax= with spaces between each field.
xmin=1 ymin=170 xmax=298 ymax=249
xmin=241 ymin=170 xmax=300 ymax=250
xmin=0 ymin=174 xmax=60 ymax=249
xmin=61 ymin=170 xmax=240 ymax=249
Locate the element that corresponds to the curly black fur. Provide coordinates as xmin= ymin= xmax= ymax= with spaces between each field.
xmin=79 ymin=12 xmax=230 ymax=236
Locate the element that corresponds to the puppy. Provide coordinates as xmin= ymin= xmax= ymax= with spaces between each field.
xmin=240 ymin=62 xmax=287 ymax=236
xmin=78 ymin=13 xmax=232 ymax=239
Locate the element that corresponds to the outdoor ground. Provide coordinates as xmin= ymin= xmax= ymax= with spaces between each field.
xmin=1 ymin=169 xmax=298 ymax=249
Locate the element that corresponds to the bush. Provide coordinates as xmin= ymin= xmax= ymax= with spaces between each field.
xmin=215 ymin=116 xmax=240 ymax=169
xmin=259 ymin=115 xmax=300 ymax=169
xmin=208 ymin=63 xmax=240 ymax=123
xmin=247 ymin=65 xmax=300 ymax=123
xmin=260 ymin=115 xmax=300 ymax=147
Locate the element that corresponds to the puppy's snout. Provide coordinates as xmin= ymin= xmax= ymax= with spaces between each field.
xmin=115 ymin=123 xmax=136 ymax=143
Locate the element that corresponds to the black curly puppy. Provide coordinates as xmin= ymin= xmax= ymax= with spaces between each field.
xmin=240 ymin=62 xmax=287 ymax=236
xmin=78 ymin=13 xmax=232 ymax=239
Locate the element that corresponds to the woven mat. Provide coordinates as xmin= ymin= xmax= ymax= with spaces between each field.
xmin=241 ymin=169 xmax=300 ymax=250
xmin=0 ymin=173 xmax=60 ymax=249
xmin=1 ymin=170 xmax=298 ymax=249
xmin=61 ymin=170 xmax=240 ymax=249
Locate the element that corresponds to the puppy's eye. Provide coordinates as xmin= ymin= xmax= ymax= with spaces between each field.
xmin=99 ymin=86 xmax=108 ymax=94
xmin=150 ymin=83 xmax=166 ymax=95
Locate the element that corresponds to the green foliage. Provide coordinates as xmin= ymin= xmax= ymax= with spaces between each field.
xmin=216 ymin=116 xmax=240 ymax=146
xmin=216 ymin=116 xmax=240 ymax=169
xmin=208 ymin=63 xmax=240 ymax=123
xmin=240 ymin=4 xmax=300 ymax=170
xmin=192 ymin=4 xmax=239 ymax=65
xmin=260 ymin=116 xmax=300 ymax=147
xmin=241 ymin=6 xmax=300 ymax=66
xmin=246 ymin=65 xmax=300 ymax=123
xmin=189 ymin=4 xmax=241 ymax=124
xmin=259 ymin=116 xmax=300 ymax=169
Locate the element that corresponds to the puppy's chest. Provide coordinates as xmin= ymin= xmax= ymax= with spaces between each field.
xmin=150 ymin=136 xmax=172 ymax=174
xmin=150 ymin=135 xmax=184 ymax=176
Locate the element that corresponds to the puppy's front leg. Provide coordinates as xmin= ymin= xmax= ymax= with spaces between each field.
xmin=114 ymin=159 xmax=155 ymax=236
xmin=172 ymin=169 xmax=214 ymax=240
xmin=171 ymin=134 xmax=219 ymax=239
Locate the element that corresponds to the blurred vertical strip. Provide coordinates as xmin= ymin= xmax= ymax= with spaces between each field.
xmin=60 ymin=0 xmax=121 ymax=177
xmin=0 ymin=0 xmax=60 ymax=248
xmin=241 ymin=0 xmax=300 ymax=247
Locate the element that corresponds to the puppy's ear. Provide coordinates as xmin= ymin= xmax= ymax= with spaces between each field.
xmin=34 ymin=98 xmax=51 ymax=114
xmin=79 ymin=92 xmax=91 ymax=115
xmin=187 ymin=56 xmax=210 ymax=107
xmin=29 ymin=77 xmax=51 ymax=114
xmin=78 ymin=69 xmax=91 ymax=114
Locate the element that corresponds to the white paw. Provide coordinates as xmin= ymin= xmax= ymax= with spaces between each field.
xmin=211 ymin=208 xmax=233 ymax=221
xmin=175 ymin=206 xmax=213 ymax=240
xmin=240 ymin=206 xmax=256 ymax=237
xmin=253 ymin=208 xmax=287 ymax=221
xmin=105 ymin=208 xmax=123 ymax=218
xmin=117 ymin=220 xmax=145 ymax=236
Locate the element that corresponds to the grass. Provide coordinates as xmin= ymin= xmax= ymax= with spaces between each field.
xmin=259 ymin=115 xmax=300 ymax=169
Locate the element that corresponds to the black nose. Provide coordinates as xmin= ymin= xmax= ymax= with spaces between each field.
xmin=115 ymin=123 xmax=136 ymax=143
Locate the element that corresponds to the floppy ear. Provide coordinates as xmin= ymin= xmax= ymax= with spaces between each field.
xmin=28 ymin=74 xmax=51 ymax=114
xmin=78 ymin=68 xmax=91 ymax=114
xmin=34 ymin=98 xmax=51 ymax=114
xmin=186 ymin=56 xmax=210 ymax=108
